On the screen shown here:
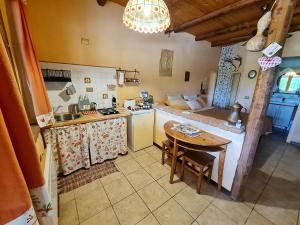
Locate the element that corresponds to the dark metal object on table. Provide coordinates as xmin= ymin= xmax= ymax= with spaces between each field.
xmin=227 ymin=102 xmax=245 ymax=125
xmin=98 ymin=108 xmax=119 ymax=116
xmin=90 ymin=102 xmax=97 ymax=111
xmin=54 ymin=113 xmax=81 ymax=122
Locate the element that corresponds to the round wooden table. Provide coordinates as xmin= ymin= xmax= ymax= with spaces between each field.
xmin=164 ymin=120 xmax=232 ymax=191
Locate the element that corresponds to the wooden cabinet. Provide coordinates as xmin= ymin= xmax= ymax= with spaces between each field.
xmin=267 ymin=103 xmax=296 ymax=130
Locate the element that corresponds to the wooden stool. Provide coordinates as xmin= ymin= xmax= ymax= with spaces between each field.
xmin=162 ymin=139 xmax=184 ymax=173
xmin=180 ymin=151 xmax=215 ymax=194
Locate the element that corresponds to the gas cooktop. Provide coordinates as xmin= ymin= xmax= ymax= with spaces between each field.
xmin=97 ymin=108 xmax=119 ymax=116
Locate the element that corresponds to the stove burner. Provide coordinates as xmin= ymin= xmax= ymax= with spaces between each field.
xmin=98 ymin=108 xmax=119 ymax=115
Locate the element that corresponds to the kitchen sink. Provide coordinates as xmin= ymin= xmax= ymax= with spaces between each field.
xmin=54 ymin=113 xmax=81 ymax=122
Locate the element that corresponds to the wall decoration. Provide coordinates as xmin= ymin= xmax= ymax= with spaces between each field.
xmin=262 ymin=42 xmax=282 ymax=57
xmin=184 ymin=71 xmax=190 ymax=82
xmin=213 ymin=46 xmax=236 ymax=108
xmin=86 ymin=87 xmax=93 ymax=92
xmin=159 ymin=49 xmax=173 ymax=77
xmin=102 ymin=93 xmax=108 ymax=99
xmin=258 ymin=56 xmax=282 ymax=71
xmin=248 ymin=70 xmax=257 ymax=79
xmin=224 ymin=55 xmax=242 ymax=72
xmin=84 ymin=77 xmax=91 ymax=83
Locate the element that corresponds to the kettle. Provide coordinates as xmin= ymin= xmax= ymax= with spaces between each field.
xmin=227 ymin=102 xmax=244 ymax=125
xmin=90 ymin=102 xmax=97 ymax=111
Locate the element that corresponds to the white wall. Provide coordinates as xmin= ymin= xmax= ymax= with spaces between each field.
xmin=41 ymin=62 xmax=117 ymax=113
xmin=26 ymin=0 xmax=220 ymax=105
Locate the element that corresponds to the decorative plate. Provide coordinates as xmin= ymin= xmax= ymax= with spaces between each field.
xmin=248 ymin=70 xmax=257 ymax=79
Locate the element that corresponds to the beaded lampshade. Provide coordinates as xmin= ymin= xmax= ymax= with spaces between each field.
xmin=123 ymin=0 xmax=170 ymax=34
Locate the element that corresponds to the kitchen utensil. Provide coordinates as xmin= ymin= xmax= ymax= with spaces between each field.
xmin=227 ymin=102 xmax=244 ymax=125
xmin=90 ymin=102 xmax=97 ymax=110
xmin=68 ymin=104 xmax=80 ymax=114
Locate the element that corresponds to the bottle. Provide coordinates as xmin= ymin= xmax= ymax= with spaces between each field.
xmin=236 ymin=120 xmax=242 ymax=129
xmin=112 ymin=96 xmax=117 ymax=109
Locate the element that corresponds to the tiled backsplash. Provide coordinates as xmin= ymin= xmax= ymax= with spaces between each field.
xmin=41 ymin=62 xmax=117 ymax=113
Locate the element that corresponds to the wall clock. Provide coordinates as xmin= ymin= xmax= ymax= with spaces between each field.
xmin=248 ymin=70 xmax=257 ymax=79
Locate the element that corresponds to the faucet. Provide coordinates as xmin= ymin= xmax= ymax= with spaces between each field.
xmin=53 ymin=105 xmax=63 ymax=114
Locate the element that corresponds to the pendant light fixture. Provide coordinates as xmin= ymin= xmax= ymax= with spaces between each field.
xmin=123 ymin=0 xmax=171 ymax=34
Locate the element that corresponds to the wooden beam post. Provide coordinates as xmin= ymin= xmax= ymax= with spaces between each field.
xmin=171 ymin=0 xmax=264 ymax=33
xmin=231 ymin=0 xmax=297 ymax=200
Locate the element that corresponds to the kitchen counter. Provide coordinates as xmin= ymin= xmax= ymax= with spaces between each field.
xmin=45 ymin=108 xmax=130 ymax=129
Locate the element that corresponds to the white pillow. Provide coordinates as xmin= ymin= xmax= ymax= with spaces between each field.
xmin=186 ymin=99 xmax=202 ymax=110
xmin=167 ymin=95 xmax=183 ymax=101
xmin=167 ymin=99 xmax=190 ymax=110
xmin=183 ymin=94 xmax=197 ymax=100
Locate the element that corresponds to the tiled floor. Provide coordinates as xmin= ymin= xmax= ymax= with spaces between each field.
xmin=58 ymin=133 xmax=300 ymax=225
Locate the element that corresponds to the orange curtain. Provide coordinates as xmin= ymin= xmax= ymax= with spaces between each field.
xmin=0 ymin=25 xmax=52 ymax=224
xmin=9 ymin=0 xmax=53 ymax=127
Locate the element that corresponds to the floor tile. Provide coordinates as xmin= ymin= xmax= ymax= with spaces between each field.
xmin=138 ymin=182 xmax=171 ymax=211
xmin=245 ymin=210 xmax=275 ymax=225
xmin=74 ymin=180 xmax=101 ymax=198
xmin=103 ymin=176 xmax=135 ymax=204
xmin=213 ymin=193 xmax=251 ymax=225
xmin=144 ymin=162 xmax=170 ymax=180
xmin=196 ymin=204 xmax=237 ymax=225
xmin=76 ymin=185 xmax=111 ymax=222
xmin=135 ymin=153 xmax=157 ymax=167
xmin=191 ymin=221 xmax=200 ymax=225
xmin=136 ymin=213 xmax=160 ymax=225
xmin=59 ymin=190 xmax=74 ymax=205
xmin=115 ymin=153 xmax=133 ymax=163
xmin=146 ymin=146 xmax=163 ymax=161
xmin=174 ymin=186 xmax=210 ymax=219
xmin=116 ymin=159 xmax=142 ymax=175
xmin=100 ymin=171 xmax=124 ymax=186
xmin=127 ymin=168 xmax=155 ymax=191
xmin=157 ymin=174 xmax=187 ymax=196
xmin=80 ymin=207 xmax=119 ymax=225
xmin=59 ymin=199 xmax=79 ymax=225
xmin=113 ymin=193 xmax=150 ymax=225
xmin=129 ymin=149 xmax=148 ymax=158
xmin=196 ymin=181 xmax=219 ymax=203
xmin=153 ymin=198 xmax=194 ymax=225
xmin=254 ymin=184 xmax=298 ymax=225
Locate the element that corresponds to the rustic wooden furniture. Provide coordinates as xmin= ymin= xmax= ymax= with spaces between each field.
xmin=164 ymin=120 xmax=231 ymax=191
xmin=161 ymin=134 xmax=184 ymax=173
xmin=109 ymin=0 xmax=300 ymax=47
xmin=180 ymin=151 xmax=216 ymax=194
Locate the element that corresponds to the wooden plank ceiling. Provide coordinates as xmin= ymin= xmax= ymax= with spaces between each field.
xmin=108 ymin=0 xmax=300 ymax=47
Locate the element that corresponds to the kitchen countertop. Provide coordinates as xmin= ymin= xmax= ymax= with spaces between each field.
xmin=44 ymin=108 xmax=130 ymax=129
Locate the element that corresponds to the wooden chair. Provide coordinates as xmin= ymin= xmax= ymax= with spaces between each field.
xmin=180 ymin=150 xmax=215 ymax=194
xmin=161 ymin=135 xmax=184 ymax=173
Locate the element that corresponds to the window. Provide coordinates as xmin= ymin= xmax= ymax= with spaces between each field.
xmin=278 ymin=71 xmax=300 ymax=93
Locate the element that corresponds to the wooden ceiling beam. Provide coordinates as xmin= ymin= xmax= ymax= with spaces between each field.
xmin=210 ymin=35 xmax=252 ymax=47
xmin=196 ymin=7 xmax=300 ymax=42
xmin=195 ymin=20 xmax=257 ymax=41
xmin=171 ymin=0 xmax=265 ymax=33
